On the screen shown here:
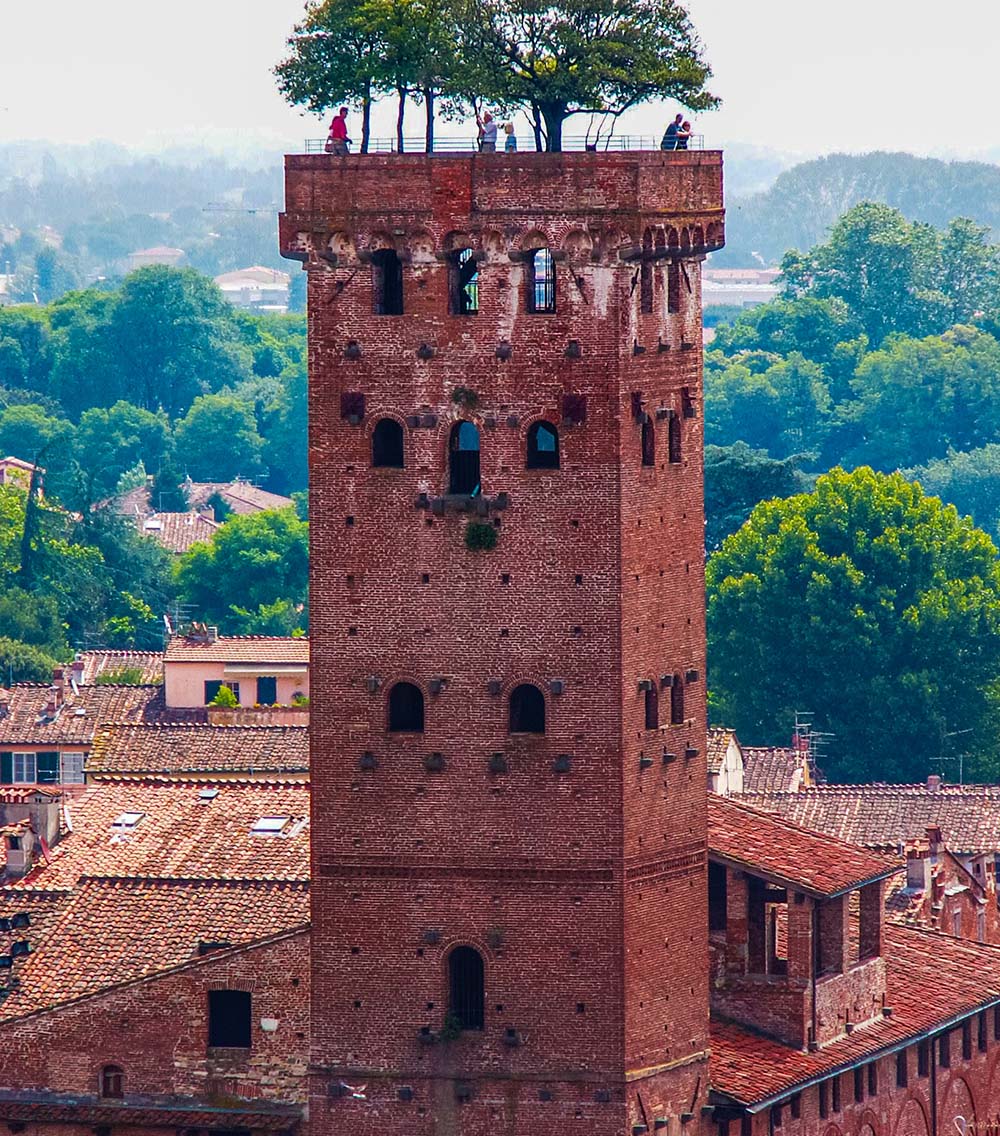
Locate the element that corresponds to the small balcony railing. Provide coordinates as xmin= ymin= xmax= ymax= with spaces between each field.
xmin=303 ymin=133 xmax=705 ymax=155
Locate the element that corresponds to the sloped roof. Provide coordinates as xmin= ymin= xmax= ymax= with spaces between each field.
xmin=184 ymin=480 xmax=293 ymax=516
xmin=0 ymin=685 xmax=162 ymax=747
xmin=737 ymin=784 xmax=1000 ymax=855
xmin=137 ymin=510 xmax=219 ymax=554
xmin=742 ymin=746 xmax=806 ymax=793
xmin=707 ymin=728 xmax=738 ymax=774
xmin=88 ymin=723 xmax=309 ymax=777
xmin=711 ymin=924 xmax=1000 ymax=1107
xmin=708 ymin=796 xmax=899 ymax=898
xmin=73 ymin=650 xmax=164 ymax=685
xmin=164 ymin=636 xmax=309 ymax=664
xmin=0 ymin=877 xmax=308 ymax=1019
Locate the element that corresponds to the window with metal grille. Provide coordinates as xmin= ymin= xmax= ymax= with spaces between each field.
xmin=372 ymin=418 xmax=405 ymax=468
xmin=670 ymin=677 xmax=685 ymax=725
xmin=448 ymin=421 xmax=481 ymax=496
xmin=509 ymin=684 xmax=545 ymax=734
xmin=388 ymin=682 xmax=424 ymax=732
xmin=644 ymin=686 xmax=659 ymax=730
xmin=526 ymin=421 xmax=559 ymax=469
xmin=372 ymin=248 xmax=404 ymax=315
xmin=100 ymin=1066 xmax=124 ymax=1100
xmin=449 ymin=248 xmax=479 ymax=315
xmin=448 ymin=946 xmax=485 ymax=1031
xmin=527 ymin=249 xmax=555 ymax=314
xmin=669 ymin=414 xmax=682 ymax=464
xmin=641 ymin=419 xmax=655 ymax=466
xmin=208 ymin=989 xmax=252 ymax=1049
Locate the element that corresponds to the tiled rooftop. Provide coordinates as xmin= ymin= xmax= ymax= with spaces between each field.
xmin=73 ymin=650 xmax=164 ymax=685
xmin=737 ymin=784 xmax=1000 ymax=855
xmin=707 ymin=728 xmax=737 ymax=774
xmin=185 ymin=480 xmax=294 ymax=516
xmin=741 ymin=746 xmax=808 ymax=793
xmin=88 ymin=723 xmax=309 ymax=776
xmin=163 ymin=635 xmax=310 ymax=664
xmin=136 ymin=510 xmax=219 ymax=554
xmin=711 ymin=923 xmax=1000 ymax=1106
xmin=708 ymin=796 xmax=899 ymax=898
xmin=0 ymin=685 xmax=162 ymax=746
xmin=0 ymin=877 xmax=308 ymax=1019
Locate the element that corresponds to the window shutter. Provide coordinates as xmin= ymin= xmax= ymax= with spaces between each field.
xmin=0 ymin=753 xmax=12 ymax=784
xmin=37 ymin=752 xmax=59 ymax=784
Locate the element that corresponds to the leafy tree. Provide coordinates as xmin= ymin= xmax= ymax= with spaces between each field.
xmin=175 ymin=508 xmax=309 ymax=634
xmin=905 ymin=445 xmax=1000 ymax=536
xmin=150 ymin=456 xmax=189 ymax=513
xmin=704 ymin=443 xmax=809 ymax=551
xmin=707 ymin=467 xmax=1000 ymax=783
xmin=174 ymin=393 xmax=265 ymax=482
xmin=0 ymin=637 xmax=60 ymax=685
xmin=0 ymin=588 xmax=67 ymax=657
xmin=452 ymin=0 xmax=718 ymax=150
xmin=843 ymin=327 xmax=1000 ymax=470
xmin=74 ymin=401 xmax=173 ymax=505
xmin=0 ymin=404 xmax=73 ymax=464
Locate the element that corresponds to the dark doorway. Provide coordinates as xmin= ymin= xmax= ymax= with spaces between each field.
xmin=510 ymin=683 xmax=545 ymax=734
xmin=449 ymin=248 xmax=479 ymax=315
xmin=449 ymin=421 xmax=481 ymax=496
xmin=372 ymin=248 xmax=404 ymax=315
xmin=389 ymin=682 xmax=425 ymax=732
xmin=448 ymin=946 xmax=485 ymax=1031
xmin=372 ymin=418 xmax=405 ymax=468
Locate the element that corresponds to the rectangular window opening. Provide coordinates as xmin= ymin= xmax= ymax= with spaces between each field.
xmin=256 ymin=676 xmax=277 ymax=706
xmin=708 ymin=861 xmax=728 ymax=933
xmin=640 ymin=261 xmax=653 ymax=314
xmin=667 ymin=261 xmax=681 ymax=314
xmin=896 ymin=1048 xmax=909 ymax=1088
xmin=208 ymin=989 xmax=252 ymax=1049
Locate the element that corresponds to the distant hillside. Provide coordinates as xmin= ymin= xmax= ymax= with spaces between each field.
xmin=716 ymin=152 xmax=1000 ymax=266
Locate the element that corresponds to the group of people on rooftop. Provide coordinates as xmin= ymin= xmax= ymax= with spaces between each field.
xmin=324 ymin=106 xmax=693 ymax=154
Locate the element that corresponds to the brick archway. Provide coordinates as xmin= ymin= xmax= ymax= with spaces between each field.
xmin=892 ymin=1095 xmax=932 ymax=1136
xmin=938 ymin=1073 xmax=977 ymax=1136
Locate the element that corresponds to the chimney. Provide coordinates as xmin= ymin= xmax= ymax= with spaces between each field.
xmin=207 ymin=626 xmax=219 ymax=644
xmin=51 ymin=666 xmax=65 ymax=708
xmin=70 ymin=657 xmax=85 ymax=686
xmin=906 ymin=840 xmax=932 ymax=891
xmin=3 ymin=824 xmax=36 ymax=879
xmin=0 ymin=689 xmax=9 ymax=719
xmin=927 ymin=774 xmax=942 ymax=792
xmin=926 ymin=825 xmax=943 ymax=859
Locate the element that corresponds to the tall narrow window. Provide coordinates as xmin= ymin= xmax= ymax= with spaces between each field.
xmin=526 ymin=421 xmax=559 ymax=469
xmin=449 ymin=248 xmax=479 ymax=315
xmin=896 ymin=1049 xmax=908 ymax=1088
xmin=644 ymin=686 xmax=659 ymax=730
xmin=372 ymin=248 xmax=404 ymax=315
xmin=388 ymin=682 xmax=424 ymax=732
xmin=709 ymin=861 xmax=728 ymax=932
xmin=527 ymin=249 xmax=555 ymax=313
xmin=918 ymin=1040 xmax=930 ymax=1076
xmin=667 ymin=261 xmax=681 ymax=314
xmin=670 ymin=677 xmax=685 ymax=725
xmin=372 ymin=418 xmax=405 ymax=468
xmin=641 ymin=419 xmax=655 ymax=467
xmin=509 ymin=684 xmax=545 ymax=734
xmin=207 ymin=989 xmax=252 ymax=1049
xmin=100 ymin=1066 xmax=124 ymax=1100
xmin=448 ymin=421 xmax=481 ymax=496
xmin=640 ymin=261 xmax=653 ymax=313
xmin=448 ymin=946 xmax=485 ymax=1031
xmin=669 ymin=415 xmax=682 ymax=464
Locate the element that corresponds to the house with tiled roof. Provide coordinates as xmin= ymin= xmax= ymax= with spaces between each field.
xmin=70 ymin=650 xmax=164 ymax=686
xmin=136 ymin=510 xmax=220 ymax=554
xmin=741 ymin=743 xmax=816 ymax=793
xmin=707 ymin=796 xmax=1000 ymax=1131
xmin=163 ymin=630 xmax=309 ymax=709
xmin=707 ymin=727 xmax=744 ymax=795
xmin=0 ymin=455 xmax=42 ymax=493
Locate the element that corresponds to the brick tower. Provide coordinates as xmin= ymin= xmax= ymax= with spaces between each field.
xmin=280 ymin=148 xmax=724 ymax=1135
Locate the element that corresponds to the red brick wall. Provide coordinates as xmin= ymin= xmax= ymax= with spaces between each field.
xmin=0 ymin=932 xmax=309 ymax=1105
xmin=282 ymin=151 xmax=723 ymax=1135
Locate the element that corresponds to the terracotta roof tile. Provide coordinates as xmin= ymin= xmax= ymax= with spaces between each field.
xmin=1 ymin=878 xmax=308 ymax=1019
xmin=707 ymin=728 xmax=737 ymax=774
xmin=708 ymin=796 xmax=899 ymax=897
xmin=736 ymin=784 xmax=1000 ymax=855
xmin=184 ymin=480 xmax=293 ymax=516
xmin=0 ymin=685 xmax=162 ymax=747
xmin=742 ymin=746 xmax=808 ymax=793
xmin=88 ymin=723 xmax=308 ymax=776
xmin=136 ymin=511 xmax=219 ymax=553
xmin=711 ymin=924 xmax=1000 ymax=1106
xmin=73 ymin=650 xmax=164 ymax=685
xmin=163 ymin=636 xmax=309 ymax=664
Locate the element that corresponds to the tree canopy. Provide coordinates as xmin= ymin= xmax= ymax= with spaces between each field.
xmin=707 ymin=467 xmax=1000 ymax=783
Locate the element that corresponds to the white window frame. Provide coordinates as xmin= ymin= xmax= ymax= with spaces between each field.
xmin=60 ymin=752 xmax=86 ymax=785
xmin=12 ymin=753 xmax=36 ymax=784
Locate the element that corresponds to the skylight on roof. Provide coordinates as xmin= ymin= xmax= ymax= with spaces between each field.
xmin=111 ymin=811 xmax=145 ymax=831
xmin=251 ymin=815 xmax=291 ymax=836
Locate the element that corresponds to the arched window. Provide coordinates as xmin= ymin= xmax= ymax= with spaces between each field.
xmin=527 ymin=249 xmax=555 ymax=314
xmin=509 ymin=683 xmax=545 ymax=734
xmin=668 ymin=415 xmax=682 ymax=464
xmin=449 ymin=421 xmax=481 ymax=496
xmin=449 ymin=248 xmax=479 ymax=315
xmin=670 ymin=676 xmax=685 ymax=725
xmin=644 ymin=686 xmax=659 ymax=730
xmin=641 ymin=418 xmax=655 ymax=467
xmin=388 ymin=682 xmax=424 ymax=732
xmin=372 ymin=418 xmax=404 ymax=468
xmin=372 ymin=248 xmax=404 ymax=315
xmin=448 ymin=946 xmax=485 ymax=1031
xmin=526 ymin=421 xmax=559 ymax=469
xmin=100 ymin=1065 xmax=124 ymax=1100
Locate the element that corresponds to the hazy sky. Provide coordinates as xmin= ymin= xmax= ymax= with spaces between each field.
xmin=0 ymin=0 xmax=996 ymax=160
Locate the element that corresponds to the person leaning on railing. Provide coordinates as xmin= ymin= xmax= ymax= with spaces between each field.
xmin=326 ymin=107 xmax=352 ymax=156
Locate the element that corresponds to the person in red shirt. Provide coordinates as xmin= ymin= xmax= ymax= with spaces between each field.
xmin=327 ymin=107 xmax=351 ymax=156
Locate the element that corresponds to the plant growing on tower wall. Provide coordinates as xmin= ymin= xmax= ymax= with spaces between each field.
xmin=451 ymin=386 xmax=479 ymax=410
xmin=465 ymin=521 xmax=498 ymax=551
